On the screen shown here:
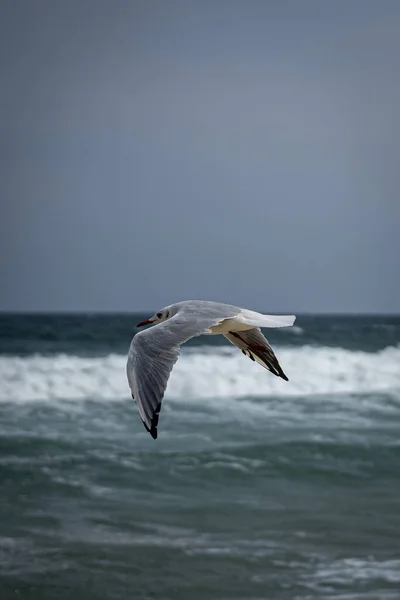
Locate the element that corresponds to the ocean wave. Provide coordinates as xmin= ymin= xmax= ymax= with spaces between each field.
xmin=311 ymin=557 xmax=400 ymax=585
xmin=0 ymin=345 xmax=399 ymax=404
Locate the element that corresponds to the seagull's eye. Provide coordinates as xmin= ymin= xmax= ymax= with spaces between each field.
xmin=157 ymin=312 xmax=162 ymax=319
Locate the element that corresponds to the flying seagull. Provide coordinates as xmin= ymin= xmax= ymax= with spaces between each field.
xmin=127 ymin=300 xmax=295 ymax=439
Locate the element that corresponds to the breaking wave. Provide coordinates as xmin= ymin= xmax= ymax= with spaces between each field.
xmin=0 ymin=345 xmax=399 ymax=404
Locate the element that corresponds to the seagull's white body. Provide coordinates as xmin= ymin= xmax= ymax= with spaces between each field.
xmin=127 ymin=300 xmax=295 ymax=439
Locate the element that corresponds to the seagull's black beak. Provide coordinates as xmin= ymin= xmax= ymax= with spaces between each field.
xmin=137 ymin=319 xmax=154 ymax=328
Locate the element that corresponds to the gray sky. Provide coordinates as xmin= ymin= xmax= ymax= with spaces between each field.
xmin=1 ymin=0 xmax=399 ymax=313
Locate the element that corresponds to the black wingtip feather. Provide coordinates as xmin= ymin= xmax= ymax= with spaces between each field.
xmin=142 ymin=419 xmax=158 ymax=440
xmin=142 ymin=401 xmax=162 ymax=440
xmin=274 ymin=360 xmax=289 ymax=381
xmin=271 ymin=361 xmax=289 ymax=381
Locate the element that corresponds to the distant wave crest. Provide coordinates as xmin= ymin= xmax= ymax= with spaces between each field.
xmin=1 ymin=345 xmax=399 ymax=404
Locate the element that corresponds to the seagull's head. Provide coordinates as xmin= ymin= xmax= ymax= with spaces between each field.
xmin=136 ymin=305 xmax=176 ymax=328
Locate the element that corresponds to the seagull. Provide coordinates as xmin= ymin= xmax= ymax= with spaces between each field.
xmin=127 ymin=300 xmax=296 ymax=439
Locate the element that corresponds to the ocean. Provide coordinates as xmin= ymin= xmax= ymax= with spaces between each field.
xmin=0 ymin=313 xmax=399 ymax=600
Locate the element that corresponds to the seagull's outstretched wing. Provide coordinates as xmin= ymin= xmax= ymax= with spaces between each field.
xmin=224 ymin=328 xmax=289 ymax=381
xmin=127 ymin=306 xmax=239 ymax=439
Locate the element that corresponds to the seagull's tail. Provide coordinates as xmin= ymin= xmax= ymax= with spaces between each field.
xmin=259 ymin=314 xmax=296 ymax=328
xmin=239 ymin=310 xmax=296 ymax=329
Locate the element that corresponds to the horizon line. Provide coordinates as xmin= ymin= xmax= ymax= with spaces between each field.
xmin=1 ymin=310 xmax=399 ymax=317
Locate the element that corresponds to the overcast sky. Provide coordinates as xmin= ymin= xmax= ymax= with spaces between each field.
xmin=1 ymin=0 xmax=399 ymax=313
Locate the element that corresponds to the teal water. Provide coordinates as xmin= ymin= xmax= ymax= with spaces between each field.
xmin=1 ymin=314 xmax=400 ymax=599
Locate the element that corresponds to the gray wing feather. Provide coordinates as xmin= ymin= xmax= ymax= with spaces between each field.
xmin=224 ymin=328 xmax=289 ymax=381
xmin=127 ymin=303 xmax=240 ymax=439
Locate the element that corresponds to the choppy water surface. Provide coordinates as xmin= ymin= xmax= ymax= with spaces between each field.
xmin=1 ymin=314 xmax=399 ymax=599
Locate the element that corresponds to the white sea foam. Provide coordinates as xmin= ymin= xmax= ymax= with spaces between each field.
xmin=311 ymin=557 xmax=400 ymax=584
xmin=0 ymin=345 xmax=399 ymax=404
